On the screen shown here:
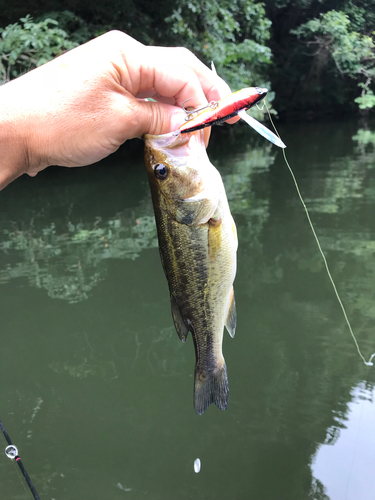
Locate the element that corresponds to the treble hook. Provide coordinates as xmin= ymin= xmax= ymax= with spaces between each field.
xmin=182 ymin=99 xmax=219 ymax=121
xmin=182 ymin=98 xmax=193 ymax=113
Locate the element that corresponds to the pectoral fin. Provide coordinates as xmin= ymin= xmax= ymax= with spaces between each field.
xmin=171 ymin=293 xmax=189 ymax=342
xmin=225 ymin=287 xmax=236 ymax=338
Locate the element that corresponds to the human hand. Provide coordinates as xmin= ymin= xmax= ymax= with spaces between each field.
xmin=0 ymin=30 xmax=234 ymax=187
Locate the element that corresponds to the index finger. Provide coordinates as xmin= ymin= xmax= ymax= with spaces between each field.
xmin=145 ymin=46 xmax=232 ymax=103
xmin=119 ymin=39 xmax=232 ymax=110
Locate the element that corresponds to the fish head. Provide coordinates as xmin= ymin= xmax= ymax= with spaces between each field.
xmin=144 ymin=130 xmax=221 ymax=225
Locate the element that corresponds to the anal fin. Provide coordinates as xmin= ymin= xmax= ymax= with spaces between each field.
xmin=225 ymin=287 xmax=236 ymax=338
xmin=171 ymin=293 xmax=189 ymax=342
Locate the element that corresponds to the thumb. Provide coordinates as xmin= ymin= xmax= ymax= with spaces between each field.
xmin=135 ymin=100 xmax=186 ymax=137
xmin=134 ymin=99 xmax=211 ymax=146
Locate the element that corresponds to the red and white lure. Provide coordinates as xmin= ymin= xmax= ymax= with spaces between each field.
xmin=178 ymin=64 xmax=286 ymax=148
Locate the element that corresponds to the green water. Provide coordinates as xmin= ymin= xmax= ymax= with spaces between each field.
xmin=1 ymin=118 xmax=375 ymax=500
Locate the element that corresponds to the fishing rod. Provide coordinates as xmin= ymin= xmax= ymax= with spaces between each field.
xmin=0 ymin=418 xmax=41 ymax=500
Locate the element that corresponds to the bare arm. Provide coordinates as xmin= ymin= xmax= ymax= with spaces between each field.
xmin=0 ymin=30 xmax=234 ymax=190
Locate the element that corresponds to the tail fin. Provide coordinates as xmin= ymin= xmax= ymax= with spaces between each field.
xmin=194 ymin=360 xmax=229 ymax=415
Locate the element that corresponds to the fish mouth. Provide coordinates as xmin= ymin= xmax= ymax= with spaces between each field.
xmin=144 ymin=125 xmax=208 ymax=148
xmin=144 ymin=129 xmax=206 ymax=163
xmin=143 ymin=129 xmax=181 ymax=144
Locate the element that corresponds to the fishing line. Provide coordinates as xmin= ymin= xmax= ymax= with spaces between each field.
xmin=263 ymin=101 xmax=375 ymax=367
xmin=0 ymin=419 xmax=41 ymax=500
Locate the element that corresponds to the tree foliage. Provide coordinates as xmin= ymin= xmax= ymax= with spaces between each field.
xmin=292 ymin=10 xmax=375 ymax=110
xmin=165 ymin=0 xmax=272 ymax=89
xmin=0 ymin=1 xmax=272 ymax=94
xmin=0 ymin=14 xmax=76 ymax=82
xmin=264 ymin=0 xmax=375 ymax=117
xmin=2 ymin=1 xmax=375 ymax=117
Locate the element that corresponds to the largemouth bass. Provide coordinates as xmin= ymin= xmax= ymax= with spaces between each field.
xmin=144 ymin=129 xmax=237 ymax=415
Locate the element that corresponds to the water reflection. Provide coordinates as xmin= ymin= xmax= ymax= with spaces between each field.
xmin=313 ymin=382 xmax=375 ymax=500
xmin=0 ymin=212 xmax=158 ymax=302
xmin=0 ymin=142 xmax=275 ymax=303
xmin=1 ymin=120 xmax=375 ymax=499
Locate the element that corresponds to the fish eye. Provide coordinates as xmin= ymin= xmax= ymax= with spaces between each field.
xmin=154 ymin=163 xmax=169 ymax=180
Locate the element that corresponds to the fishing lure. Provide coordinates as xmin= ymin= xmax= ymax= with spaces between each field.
xmin=180 ymin=87 xmax=266 ymax=131
xmin=178 ymin=87 xmax=286 ymax=148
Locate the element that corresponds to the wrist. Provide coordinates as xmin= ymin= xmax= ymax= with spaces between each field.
xmin=0 ymin=83 xmax=31 ymax=190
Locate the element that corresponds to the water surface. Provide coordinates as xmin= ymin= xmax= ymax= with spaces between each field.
xmin=1 ymin=118 xmax=375 ymax=500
